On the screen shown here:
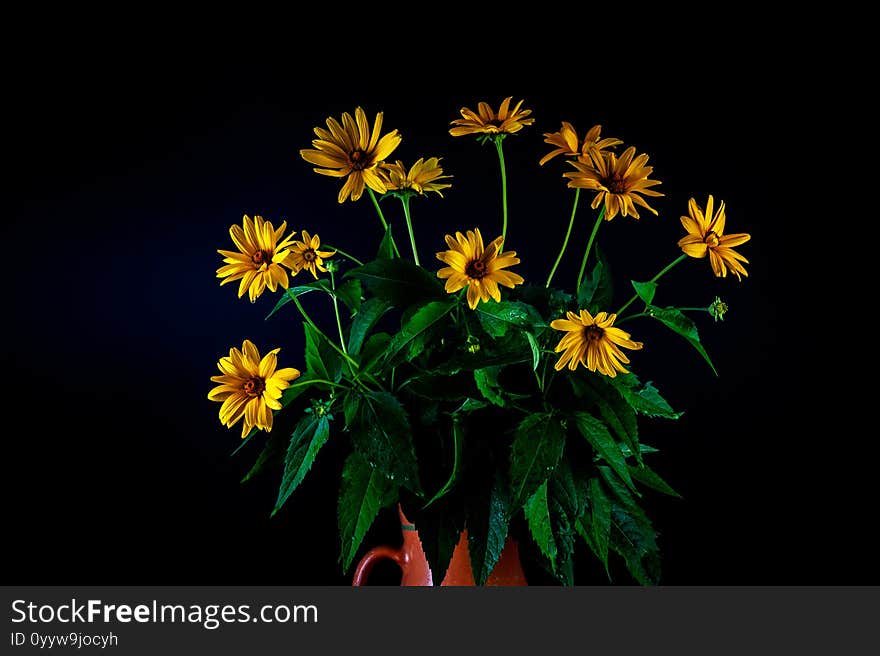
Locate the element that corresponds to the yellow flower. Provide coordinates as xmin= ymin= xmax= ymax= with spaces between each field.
xmin=550 ymin=310 xmax=643 ymax=377
xmin=208 ymin=339 xmax=301 ymax=438
xmin=286 ymin=230 xmax=336 ymax=279
xmin=449 ymin=97 xmax=534 ymax=138
xmin=380 ymin=157 xmax=452 ymax=197
xmin=436 ymin=228 xmax=524 ymax=309
xmin=300 ymin=107 xmax=402 ymax=203
xmin=216 ymin=215 xmax=297 ymax=302
xmin=539 ymin=122 xmax=622 ymax=166
xmin=564 ymin=146 xmax=663 ymax=220
xmin=677 ymin=195 xmax=750 ymax=280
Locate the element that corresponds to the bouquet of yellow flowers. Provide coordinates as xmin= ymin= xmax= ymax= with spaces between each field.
xmin=208 ymin=97 xmax=750 ymax=584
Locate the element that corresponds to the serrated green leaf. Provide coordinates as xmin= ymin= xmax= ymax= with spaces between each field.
xmin=303 ymin=322 xmax=343 ymax=383
xmin=524 ymin=481 xmax=557 ymax=568
xmin=359 ymin=332 xmax=391 ymax=373
xmin=648 ymin=305 xmax=718 ymax=376
xmin=630 ymin=280 xmax=657 ymax=306
xmin=629 ymin=464 xmax=682 ymax=498
xmin=610 ymin=375 xmax=682 ymax=419
xmin=452 ymin=398 xmax=488 ymax=414
xmin=337 ymin=451 xmax=397 ymax=571
xmin=475 ymin=301 xmax=545 ymax=337
xmin=589 ymin=478 xmax=611 ymax=577
xmin=525 ymin=331 xmax=540 ymax=371
xmin=570 ymin=375 xmax=642 ymax=465
xmin=385 ymin=300 xmax=455 ymax=366
xmin=577 ymin=258 xmax=612 ymax=312
xmin=333 ymin=279 xmax=362 ymax=313
xmin=510 ymin=413 xmax=566 ymax=507
xmin=272 ymin=415 xmax=330 ymax=515
xmin=409 ymin=504 xmax=463 ymax=581
xmin=265 ymin=279 xmax=334 ymax=320
xmin=610 ymin=505 xmax=661 ymax=585
xmin=344 ymin=258 xmax=443 ymax=307
xmin=473 ymin=367 xmax=506 ymax=407
xmin=466 ymin=472 xmax=511 ymax=585
xmin=573 ymin=412 xmax=636 ymax=491
xmin=347 ymin=298 xmax=392 ymax=355
xmin=349 ymin=391 xmax=421 ymax=493
xmin=377 ymin=223 xmax=396 ymax=259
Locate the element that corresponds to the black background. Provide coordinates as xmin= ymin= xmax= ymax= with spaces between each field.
xmin=3 ymin=35 xmax=860 ymax=585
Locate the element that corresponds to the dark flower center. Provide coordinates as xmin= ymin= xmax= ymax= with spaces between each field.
xmin=243 ymin=376 xmax=265 ymax=397
xmin=605 ymin=173 xmax=628 ymax=194
xmin=704 ymin=231 xmax=720 ymax=247
xmin=251 ymin=249 xmax=272 ymax=265
xmin=349 ymin=149 xmax=368 ymax=171
xmin=466 ymin=259 xmax=487 ymax=279
xmin=584 ymin=325 xmax=605 ymax=342
xmin=302 ymin=249 xmax=317 ymax=263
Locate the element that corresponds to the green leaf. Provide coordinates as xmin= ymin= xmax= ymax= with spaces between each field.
xmin=345 ymin=258 xmax=444 ymax=307
xmin=510 ymin=413 xmax=566 ymax=507
xmin=648 ymin=305 xmax=718 ymax=376
xmin=475 ymin=301 xmax=545 ymax=338
xmin=377 ymin=223 xmax=396 ymax=259
xmin=337 ymin=451 xmax=397 ymax=571
xmin=347 ymin=298 xmax=392 ymax=355
xmin=424 ymin=422 xmax=463 ymax=508
xmin=385 ymin=300 xmax=455 ymax=366
xmin=349 ymin=391 xmax=421 ymax=493
xmin=473 ymin=367 xmax=506 ymax=407
xmin=409 ymin=504 xmax=463 ymax=581
xmin=525 ymin=332 xmax=540 ymax=371
xmin=303 ymin=322 xmax=343 ymax=383
xmin=630 ymin=280 xmax=657 ymax=306
xmin=466 ymin=472 xmax=511 ymax=585
xmin=265 ymin=279 xmax=334 ymax=320
xmin=573 ymin=412 xmax=636 ymax=492
xmin=452 ymin=397 xmax=488 ymax=414
xmin=629 ymin=464 xmax=682 ymax=498
xmin=272 ymin=414 xmax=330 ymax=515
xmin=401 ymin=372 xmax=477 ymax=402
xmin=240 ymin=427 xmax=287 ymax=483
xmin=610 ymin=375 xmax=682 ymax=419
xmin=358 ymin=332 xmax=391 ymax=373
xmin=589 ymin=478 xmax=612 ymax=577
xmin=570 ymin=375 xmax=641 ymax=465
xmin=524 ymin=481 xmax=557 ymax=568
xmin=334 ymin=279 xmax=362 ymax=313
xmin=577 ymin=258 xmax=612 ymax=312
xmin=610 ymin=505 xmax=661 ymax=585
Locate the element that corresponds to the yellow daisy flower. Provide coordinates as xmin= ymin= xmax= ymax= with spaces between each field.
xmin=208 ymin=339 xmax=301 ymax=438
xmin=449 ymin=97 xmax=534 ymax=138
xmin=550 ymin=310 xmax=643 ymax=378
xmin=216 ymin=215 xmax=297 ymax=303
xmin=539 ymin=122 xmax=622 ymax=166
xmin=564 ymin=146 xmax=663 ymax=220
xmin=678 ymin=195 xmax=750 ymax=280
xmin=380 ymin=157 xmax=452 ymax=196
xmin=436 ymin=228 xmax=524 ymax=309
xmin=286 ymin=230 xmax=335 ymax=279
xmin=300 ymin=107 xmax=402 ymax=203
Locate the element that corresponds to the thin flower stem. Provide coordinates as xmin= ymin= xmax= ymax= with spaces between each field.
xmin=546 ymin=188 xmax=581 ymax=288
xmin=677 ymin=307 xmax=712 ymax=312
xmin=615 ymin=312 xmax=650 ymax=325
xmin=575 ymin=204 xmax=606 ymax=292
xmin=290 ymin=294 xmax=358 ymax=369
xmin=368 ymin=187 xmax=400 ymax=258
xmin=616 ymin=253 xmax=689 ymax=316
xmin=329 ymin=270 xmax=348 ymax=355
xmin=323 ymin=244 xmax=363 ymax=266
xmin=286 ymin=378 xmax=347 ymax=390
xmin=494 ymin=137 xmax=509 ymax=244
xmin=400 ymin=195 xmax=420 ymax=265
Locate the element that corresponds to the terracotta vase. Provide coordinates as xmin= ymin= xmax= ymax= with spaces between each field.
xmin=352 ymin=505 xmax=527 ymax=586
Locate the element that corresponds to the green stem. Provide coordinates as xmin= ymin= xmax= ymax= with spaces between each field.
xmin=615 ymin=312 xmax=650 ymax=325
xmin=323 ymin=244 xmax=363 ymax=266
xmin=286 ymin=378 xmax=347 ymax=390
xmin=677 ymin=307 xmax=712 ymax=312
xmin=575 ymin=204 xmax=606 ymax=292
xmin=400 ymin=195 xmax=420 ymax=265
xmin=290 ymin=294 xmax=358 ymax=369
xmin=546 ymin=188 xmax=581 ymax=288
xmin=368 ymin=187 xmax=401 ymax=257
xmin=616 ymin=253 xmax=689 ymax=315
xmin=329 ymin=271 xmax=347 ymax=355
xmin=494 ymin=137 xmax=509 ymax=244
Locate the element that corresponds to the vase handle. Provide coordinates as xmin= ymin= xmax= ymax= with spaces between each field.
xmin=351 ymin=545 xmax=405 ymax=586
